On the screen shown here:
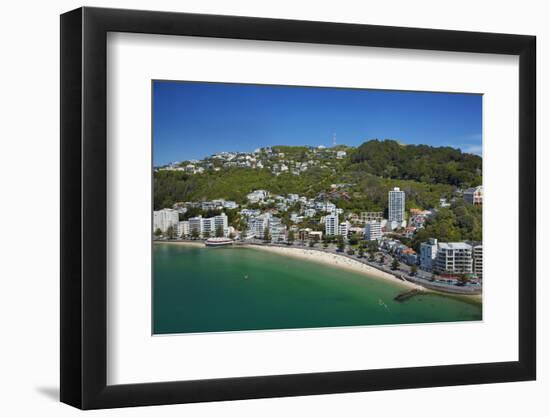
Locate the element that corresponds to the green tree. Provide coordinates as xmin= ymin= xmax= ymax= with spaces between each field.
xmin=287 ymin=229 xmax=295 ymax=245
xmin=379 ymin=254 xmax=386 ymax=264
xmin=457 ymin=275 xmax=470 ymax=285
xmin=348 ymin=233 xmax=360 ymax=246
xmin=215 ymin=224 xmax=224 ymax=238
xmin=391 ymin=258 xmax=400 ymax=271
xmin=358 ymin=246 xmax=364 ymax=258
xmin=191 ymin=229 xmax=200 ymax=240
xmin=410 ymin=264 xmax=418 ymax=276
xmin=154 ymin=228 xmax=162 ymax=237
xmin=166 ymin=225 xmax=176 ymax=239
xmin=263 ymin=227 xmax=271 ymax=243
xmin=336 ymin=235 xmax=345 ymax=252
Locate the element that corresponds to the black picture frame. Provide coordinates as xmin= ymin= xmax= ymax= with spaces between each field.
xmin=60 ymin=6 xmax=536 ymax=410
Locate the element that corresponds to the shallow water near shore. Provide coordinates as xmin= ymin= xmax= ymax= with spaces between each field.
xmin=153 ymin=243 xmax=482 ymax=334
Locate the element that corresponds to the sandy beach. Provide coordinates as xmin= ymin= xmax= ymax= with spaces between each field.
xmin=154 ymin=240 xmax=205 ymax=248
xmin=248 ymin=244 xmax=423 ymax=291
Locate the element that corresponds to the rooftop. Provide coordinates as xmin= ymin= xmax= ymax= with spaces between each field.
xmin=438 ymin=242 xmax=472 ymax=250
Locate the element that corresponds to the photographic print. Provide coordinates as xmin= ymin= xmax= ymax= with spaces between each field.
xmin=152 ymin=80 xmax=483 ymax=335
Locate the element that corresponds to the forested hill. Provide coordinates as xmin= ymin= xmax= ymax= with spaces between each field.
xmin=348 ymin=140 xmax=482 ymax=186
xmin=154 ymin=139 xmax=482 ymax=210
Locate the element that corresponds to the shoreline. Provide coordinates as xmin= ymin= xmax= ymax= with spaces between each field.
xmin=247 ymin=244 xmax=424 ymax=291
xmin=154 ymin=240 xmax=205 ymax=247
xmin=154 ymin=241 xmax=481 ymax=302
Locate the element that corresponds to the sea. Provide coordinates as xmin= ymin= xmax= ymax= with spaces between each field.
xmin=153 ymin=243 xmax=482 ymax=334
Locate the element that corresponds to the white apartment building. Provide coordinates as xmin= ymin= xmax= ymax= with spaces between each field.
xmin=364 ymin=220 xmax=382 ymax=241
xmin=269 ymin=218 xmax=287 ymax=242
xmin=188 ymin=216 xmax=203 ymax=236
xmin=420 ymin=238 xmax=438 ymax=272
xmin=187 ymin=213 xmax=228 ymax=238
xmin=153 ymin=209 xmax=179 ymax=233
xmin=246 ymin=214 xmax=270 ymax=239
xmin=339 ymin=221 xmax=350 ymax=237
xmin=325 ymin=213 xmax=339 ymax=236
xmin=433 ymin=242 xmax=473 ymax=275
xmin=472 ymin=244 xmax=483 ymax=278
xmin=388 ymin=187 xmax=405 ymax=223
xmin=177 ymin=221 xmax=190 ymax=237
xmin=464 ymin=185 xmax=483 ymax=205
xmin=213 ymin=213 xmax=229 ymax=236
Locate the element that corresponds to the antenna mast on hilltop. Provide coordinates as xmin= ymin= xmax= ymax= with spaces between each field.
xmin=332 ymin=133 xmax=337 ymax=147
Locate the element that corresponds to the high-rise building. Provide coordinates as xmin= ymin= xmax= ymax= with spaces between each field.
xmin=364 ymin=220 xmax=382 ymax=241
xmin=188 ymin=215 xmax=202 ymax=236
xmin=269 ymin=217 xmax=287 ymax=242
xmin=388 ymin=187 xmax=405 ymax=223
xmin=434 ymin=242 xmax=473 ymax=275
xmin=420 ymin=238 xmax=438 ymax=271
xmin=153 ymin=209 xmax=179 ymax=233
xmin=472 ymin=244 xmax=483 ymax=278
xmin=325 ymin=213 xmax=339 ymax=236
xmin=213 ymin=213 xmax=228 ymax=236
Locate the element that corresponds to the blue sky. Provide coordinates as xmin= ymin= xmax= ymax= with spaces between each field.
xmin=153 ymin=80 xmax=482 ymax=166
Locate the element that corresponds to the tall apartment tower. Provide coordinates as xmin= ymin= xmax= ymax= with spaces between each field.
xmin=388 ymin=187 xmax=405 ymax=223
xmin=325 ymin=213 xmax=339 ymax=236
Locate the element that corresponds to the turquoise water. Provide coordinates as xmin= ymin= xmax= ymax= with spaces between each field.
xmin=153 ymin=243 xmax=482 ymax=334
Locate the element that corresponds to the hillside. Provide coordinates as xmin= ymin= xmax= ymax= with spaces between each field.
xmin=154 ymin=139 xmax=482 ymax=212
xmin=349 ymin=140 xmax=482 ymax=186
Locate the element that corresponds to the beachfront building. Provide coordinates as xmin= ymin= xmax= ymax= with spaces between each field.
xmin=309 ymin=231 xmax=323 ymax=242
xmin=298 ymin=228 xmax=312 ymax=241
xmin=188 ymin=216 xmax=202 ymax=236
xmin=364 ymin=220 xmax=382 ymax=241
xmin=420 ymin=238 xmax=438 ymax=271
xmin=433 ymin=242 xmax=473 ymax=275
xmin=269 ymin=217 xmax=287 ymax=242
xmin=464 ymin=185 xmax=483 ymax=205
xmin=187 ymin=213 xmax=229 ymax=238
xmin=472 ymin=244 xmax=483 ymax=279
xmin=360 ymin=211 xmax=383 ymax=224
xmin=388 ymin=187 xmax=405 ymax=223
xmin=325 ymin=213 xmax=339 ymax=236
xmin=339 ymin=221 xmax=350 ymax=237
xmin=153 ymin=209 xmax=179 ymax=233
xmin=248 ymin=214 xmax=270 ymax=239
xmin=177 ymin=221 xmax=189 ymax=237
